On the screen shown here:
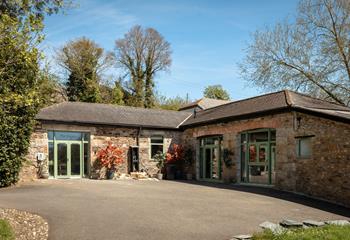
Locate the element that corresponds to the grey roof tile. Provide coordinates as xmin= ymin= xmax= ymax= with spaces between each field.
xmin=37 ymin=102 xmax=192 ymax=129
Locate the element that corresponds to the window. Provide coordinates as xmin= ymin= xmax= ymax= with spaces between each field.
xmin=296 ymin=137 xmax=312 ymax=158
xmin=150 ymin=136 xmax=163 ymax=159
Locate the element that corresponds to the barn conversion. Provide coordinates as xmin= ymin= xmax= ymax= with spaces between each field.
xmin=23 ymin=90 xmax=350 ymax=207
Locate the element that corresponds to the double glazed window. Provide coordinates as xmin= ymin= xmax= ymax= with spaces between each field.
xmin=296 ymin=136 xmax=312 ymax=158
xmin=150 ymin=136 xmax=164 ymax=159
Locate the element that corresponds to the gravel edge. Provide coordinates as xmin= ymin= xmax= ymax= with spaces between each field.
xmin=0 ymin=208 xmax=48 ymax=240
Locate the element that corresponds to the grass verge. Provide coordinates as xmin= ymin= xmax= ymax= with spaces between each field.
xmin=252 ymin=224 xmax=350 ymax=240
xmin=0 ymin=219 xmax=15 ymax=240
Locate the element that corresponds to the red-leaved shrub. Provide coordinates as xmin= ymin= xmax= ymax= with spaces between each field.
xmin=96 ymin=143 xmax=124 ymax=170
xmin=166 ymin=144 xmax=184 ymax=164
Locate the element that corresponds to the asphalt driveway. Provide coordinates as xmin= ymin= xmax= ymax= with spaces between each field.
xmin=0 ymin=179 xmax=349 ymax=240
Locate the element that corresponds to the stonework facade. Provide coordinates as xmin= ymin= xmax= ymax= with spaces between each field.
xmin=23 ymin=111 xmax=350 ymax=207
xmin=22 ymin=123 xmax=182 ymax=180
xmin=182 ymin=111 xmax=350 ymax=207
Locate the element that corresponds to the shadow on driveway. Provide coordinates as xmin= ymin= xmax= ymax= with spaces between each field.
xmin=173 ymin=180 xmax=350 ymax=218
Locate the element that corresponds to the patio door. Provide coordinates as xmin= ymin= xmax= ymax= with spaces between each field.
xmin=199 ymin=136 xmax=222 ymax=181
xmin=55 ymin=141 xmax=82 ymax=178
xmin=240 ymin=129 xmax=276 ymax=185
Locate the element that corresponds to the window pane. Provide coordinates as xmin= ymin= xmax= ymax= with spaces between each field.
xmin=83 ymin=133 xmax=90 ymax=141
xmin=151 ymin=136 xmax=163 ymax=144
xmin=249 ymin=145 xmax=257 ymax=162
xmin=249 ymin=132 xmax=268 ymax=142
xmin=241 ymin=144 xmax=246 ymax=182
xmin=241 ymin=134 xmax=247 ymax=144
xmin=71 ymin=144 xmax=81 ymax=175
xmin=48 ymin=131 xmax=54 ymax=140
xmin=55 ymin=132 xmax=82 ymax=141
xmin=271 ymin=130 xmax=276 ymax=141
xmin=205 ymin=138 xmax=215 ymax=145
xmin=151 ymin=145 xmax=163 ymax=158
xmin=57 ymin=143 xmax=67 ymax=176
xmin=299 ymin=137 xmax=312 ymax=157
xmin=48 ymin=142 xmax=54 ymax=176
xmin=258 ymin=145 xmax=267 ymax=163
xmin=84 ymin=143 xmax=89 ymax=176
xmin=249 ymin=165 xmax=269 ymax=184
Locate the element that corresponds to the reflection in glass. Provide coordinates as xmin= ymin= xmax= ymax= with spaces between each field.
xmin=249 ymin=145 xmax=256 ymax=162
xmin=249 ymin=132 xmax=268 ymax=142
xmin=57 ymin=143 xmax=67 ymax=176
xmin=71 ymin=144 xmax=80 ymax=175
xmin=205 ymin=148 xmax=211 ymax=179
xmin=258 ymin=145 xmax=267 ymax=163
xmin=249 ymin=165 xmax=268 ymax=184
xmin=212 ymin=147 xmax=220 ymax=179
xmin=49 ymin=142 xmax=54 ymax=176
xmin=84 ymin=143 xmax=89 ymax=176
xmin=55 ymin=132 xmax=82 ymax=141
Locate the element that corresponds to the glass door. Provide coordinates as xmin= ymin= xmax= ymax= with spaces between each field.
xmin=240 ymin=129 xmax=276 ymax=185
xmin=199 ymin=136 xmax=222 ymax=181
xmin=55 ymin=141 xmax=82 ymax=178
xmin=57 ymin=143 xmax=68 ymax=177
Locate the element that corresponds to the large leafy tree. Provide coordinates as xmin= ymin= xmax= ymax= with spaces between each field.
xmin=115 ymin=25 xmax=172 ymax=108
xmin=0 ymin=0 xmax=66 ymax=187
xmin=57 ymin=37 xmax=114 ymax=102
xmin=239 ymin=0 xmax=350 ymax=106
xmin=203 ymin=85 xmax=230 ymax=100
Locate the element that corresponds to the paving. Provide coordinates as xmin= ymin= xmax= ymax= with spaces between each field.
xmin=0 ymin=179 xmax=349 ymax=240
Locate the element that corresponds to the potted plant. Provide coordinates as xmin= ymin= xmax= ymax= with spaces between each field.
xmin=153 ymin=151 xmax=166 ymax=180
xmin=166 ymin=144 xmax=184 ymax=179
xmin=96 ymin=143 xmax=124 ymax=180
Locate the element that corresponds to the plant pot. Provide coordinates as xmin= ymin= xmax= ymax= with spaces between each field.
xmin=186 ymin=173 xmax=192 ymax=180
xmin=106 ymin=169 xmax=115 ymax=180
xmin=157 ymin=173 xmax=163 ymax=180
xmin=41 ymin=172 xmax=49 ymax=179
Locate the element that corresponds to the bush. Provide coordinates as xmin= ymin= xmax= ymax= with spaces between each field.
xmin=0 ymin=14 xmax=40 ymax=187
xmin=0 ymin=219 xmax=15 ymax=240
xmin=96 ymin=143 xmax=124 ymax=170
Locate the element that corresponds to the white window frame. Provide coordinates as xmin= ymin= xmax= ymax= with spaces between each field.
xmin=150 ymin=136 xmax=164 ymax=160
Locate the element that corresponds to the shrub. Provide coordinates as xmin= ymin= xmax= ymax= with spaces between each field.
xmin=166 ymin=144 xmax=184 ymax=164
xmin=96 ymin=143 xmax=124 ymax=170
xmin=0 ymin=219 xmax=15 ymax=240
xmin=153 ymin=152 xmax=166 ymax=172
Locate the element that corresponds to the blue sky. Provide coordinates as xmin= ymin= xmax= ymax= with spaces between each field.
xmin=42 ymin=0 xmax=299 ymax=101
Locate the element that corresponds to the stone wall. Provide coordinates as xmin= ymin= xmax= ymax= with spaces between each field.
xmin=23 ymin=123 xmax=182 ymax=179
xmin=19 ymin=129 xmax=48 ymax=182
xmin=182 ymin=112 xmax=293 ymax=184
xmin=293 ymin=112 xmax=350 ymax=207
xmin=182 ymin=112 xmax=350 ymax=207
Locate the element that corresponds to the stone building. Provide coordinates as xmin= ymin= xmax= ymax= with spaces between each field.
xmin=23 ymin=90 xmax=350 ymax=207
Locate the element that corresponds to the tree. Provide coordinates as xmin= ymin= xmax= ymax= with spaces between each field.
xmin=0 ymin=0 xmax=66 ymax=187
xmin=155 ymin=95 xmax=191 ymax=110
xmin=203 ymin=85 xmax=230 ymax=100
xmin=111 ymin=81 xmax=125 ymax=105
xmin=37 ymin=65 xmax=67 ymax=107
xmin=57 ymin=37 xmax=114 ymax=102
xmin=115 ymin=25 xmax=172 ymax=108
xmin=239 ymin=0 xmax=350 ymax=106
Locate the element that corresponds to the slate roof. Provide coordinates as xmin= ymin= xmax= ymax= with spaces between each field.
xmin=36 ymin=102 xmax=192 ymax=129
xmin=179 ymin=97 xmax=231 ymax=111
xmin=37 ymin=90 xmax=350 ymax=129
xmin=182 ymin=90 xmax=350 ymax=127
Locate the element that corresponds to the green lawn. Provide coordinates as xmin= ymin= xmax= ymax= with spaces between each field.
xmin=252 ymin=225 xmax=350 ymax=240
xmin=0 ymin=219 xmax=15 ymax=240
